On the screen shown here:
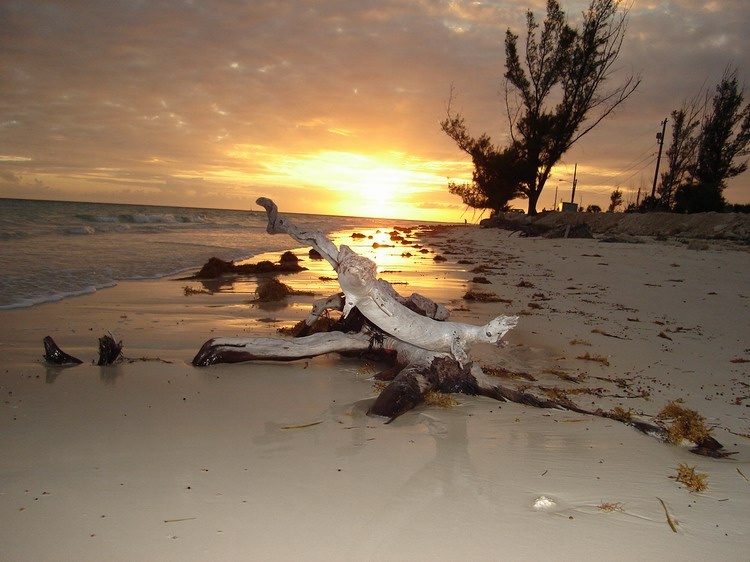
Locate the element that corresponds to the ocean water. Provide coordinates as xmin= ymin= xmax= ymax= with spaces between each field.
xmin=0 ymin=199 xmax=432 ymax=309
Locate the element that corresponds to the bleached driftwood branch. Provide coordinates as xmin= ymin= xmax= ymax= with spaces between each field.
xmin=256 ymin=197 xmax=518 ymax=365
xmin=191 ymin=198 xmax=730 ymax=456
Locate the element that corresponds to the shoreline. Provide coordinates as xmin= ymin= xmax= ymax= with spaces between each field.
xmin=2 ymin=224 xmax=749 ymax=560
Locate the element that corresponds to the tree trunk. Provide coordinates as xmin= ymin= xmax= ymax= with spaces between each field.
xmin=526 ymin=187 xmax=541 ymax=215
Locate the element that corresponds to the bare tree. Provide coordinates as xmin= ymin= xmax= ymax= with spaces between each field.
xmin=442 ymin=0 xmax=640 ymax=215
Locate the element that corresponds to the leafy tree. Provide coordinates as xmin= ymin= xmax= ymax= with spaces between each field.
xmin=441 ymin=108 xmax=529 ymax=213
xmin=607 ymin=186 xmax=623 ymax=212
xmin=442 ymin=0 xmax=639 ymax=215
xmin=658 ymin=102 xmax=701 ymax=209
xmin=673 ymin=182 xmax=726 ymax=213
xmin=676 ymin=67 xmax=750 ymax=212
xmin=585 ymin=204 xmax=602 ymax=213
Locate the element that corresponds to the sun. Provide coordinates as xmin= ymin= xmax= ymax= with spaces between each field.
xmin=269 ymin=150 xmax=434 ymax=219
xmin=220 ymin=145 xmax=467 ymax=221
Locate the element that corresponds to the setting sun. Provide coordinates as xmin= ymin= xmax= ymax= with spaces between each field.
xmin=222 ymin=146 xmax=469 ymax=221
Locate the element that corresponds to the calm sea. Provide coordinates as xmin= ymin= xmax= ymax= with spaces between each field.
xmin=0 ymin=199 xmax=436 ymax=309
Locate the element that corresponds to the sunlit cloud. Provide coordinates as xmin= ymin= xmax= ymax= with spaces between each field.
xmin=0 ymin=155 xmax=32 ymax=162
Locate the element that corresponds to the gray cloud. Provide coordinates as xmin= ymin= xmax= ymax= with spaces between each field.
xmin=0 ymin=0 xmax=747 ymax=214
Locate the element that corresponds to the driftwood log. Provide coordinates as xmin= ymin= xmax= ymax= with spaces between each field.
xmin=192 ymin=198 xmax=730 ymax=457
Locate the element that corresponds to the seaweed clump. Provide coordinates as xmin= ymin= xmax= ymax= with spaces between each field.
xmin=656 ymin=400 xmax=711 ymax=445
xmin=254 ymin=278 xmax=313 ymax=302
xmin=672 ymin=463 xmax=709 ymax=492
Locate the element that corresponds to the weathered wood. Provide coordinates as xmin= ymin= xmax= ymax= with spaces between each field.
xmin=191 ymin=198 xmax=730 ymax=457
xmin=192 ymin=332 xmax=374 ymax=366
xmin=257 ymin=197 xmax=517 ymax=364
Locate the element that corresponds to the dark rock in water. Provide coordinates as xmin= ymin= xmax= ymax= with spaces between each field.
xmin=193 ymin=256 xmax=232 ymax=278
xmin=188 ymin=254 xmax=307 ymax=279
xmin=279 ymin=251 xmax=300 ymax=265
xmin=43 ymin=336 xmax=83 ymax=365
xmin=255 ymin=278 xmax=295 ymax=302
xmin=97 ymin=334 xmax=123 ymax=365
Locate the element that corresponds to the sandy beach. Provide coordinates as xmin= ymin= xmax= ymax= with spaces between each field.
xmin=1 ymin=222 xmax=749 ymax=561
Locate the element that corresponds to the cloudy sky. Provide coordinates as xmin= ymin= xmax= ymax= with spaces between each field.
xmin=1 ymin=0 xmax=748 ymax=221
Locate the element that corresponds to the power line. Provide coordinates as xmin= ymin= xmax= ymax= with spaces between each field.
xmin=620 ymin=155 xmax=658 ymax=186
xmin=605 ymin=149 xmax=658 ymax=183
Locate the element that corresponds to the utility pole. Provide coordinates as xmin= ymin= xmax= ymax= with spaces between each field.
xmin=569 ymin=163 xmax=578 ymax=203
xmin=650 ymin=118 xmax=667 ymax=199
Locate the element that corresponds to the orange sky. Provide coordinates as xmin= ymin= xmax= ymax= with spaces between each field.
xmin=1 ymin=1 xmax=748 ymax=221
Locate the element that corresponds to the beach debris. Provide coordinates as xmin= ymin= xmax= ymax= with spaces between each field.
xmin=597 ymin=501 xmax=625 ymax=513
xmin=42 ymin=334 xmax=122 ymax=366
xmin=576 ymin=352 xmax=610 ymax=366
xmin=608 ymin=406 xmax=634 ymax=421
xmin=42 ymin=336 xmax=83 ymax=365
xmin=462 ymin=290 xmax=511 ymax=303
xmin=424 ymin=390 xmax=460 ymax=408
xmin=532 ymin=495 xmax=557 ymax=511
xmin=253 ymin=278 xmax=313 ymax=302
xmin=655 ymin=401 xmax=712 ymax=447
xmin=186 ymin=253 xmax=306 ymax=280
xmin=569 ymin=338 xmax=592 ymax=346
xmin=280 ymin=421 xmax=323 ymax=430
xmin=545 ymin=223 xmax=594 ymax=239
xmin=591 ymin=328 xmax=627 ymax=339
xmin=656 ymin=497 xmax=679 ymax=533
xmin=125 ymin=356 xmax=174 ymax=364
xmin=738 ymin=468 xmax=749 ymax=483
xmin=97 ymin=333 xmax=123 ymax=365
xmin=191 ymin=198 xmax=731 ymax=457
xmin=672 ymin=463 xmax=709 ymax=493
xmin=183 ymin=285 xmax=213 ymax=296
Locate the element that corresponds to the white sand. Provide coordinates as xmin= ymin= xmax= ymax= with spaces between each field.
xmin=1 ymin=229 xmax=749 ymax=561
